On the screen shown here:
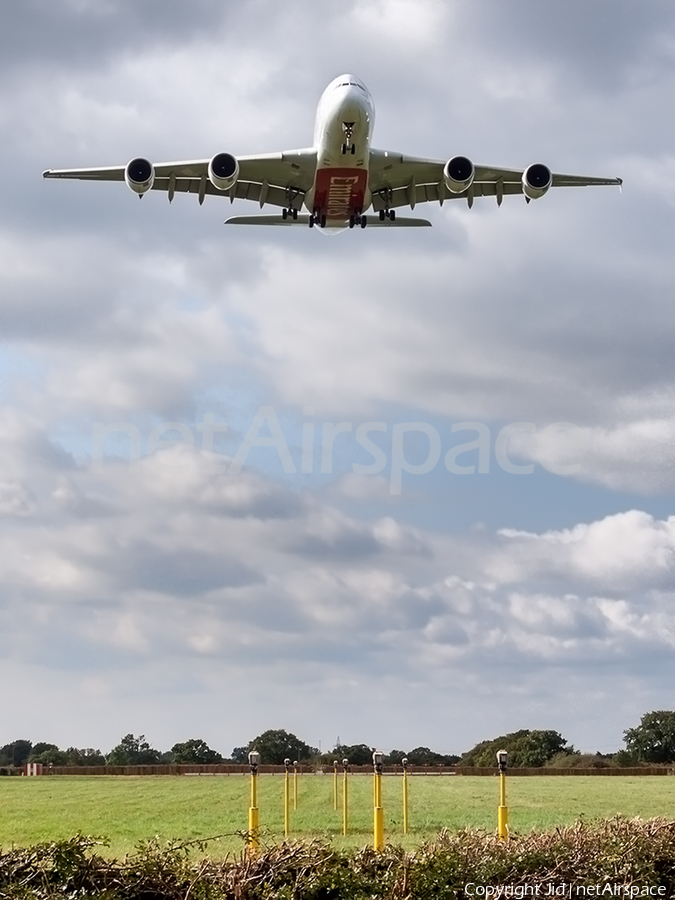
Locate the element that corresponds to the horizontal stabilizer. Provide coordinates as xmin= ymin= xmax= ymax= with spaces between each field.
xmin=364 ymin=217 xmax=432 ymax=227
xmin=224 ymin=215 xmax=432 ymax=227
xmin=225 ymin=215 xmax=311 ymax=226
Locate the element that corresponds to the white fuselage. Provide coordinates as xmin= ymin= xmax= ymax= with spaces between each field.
xmin=304 ymin=74 xmax=375 ymax=222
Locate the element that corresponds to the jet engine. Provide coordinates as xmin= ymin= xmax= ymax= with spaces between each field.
xmin=208 ymin=152 xmax=240 ymax=191
xmin=522 ymin=163 xmax=552 ymax=200
xmin=443 ymin=156 xmax=475 ymax=193
xmin=125 ymin=157 xmax=154 ymax=194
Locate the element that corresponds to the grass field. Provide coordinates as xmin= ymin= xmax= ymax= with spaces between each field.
xmin=2 ymin=774 xmax=675 ymax=856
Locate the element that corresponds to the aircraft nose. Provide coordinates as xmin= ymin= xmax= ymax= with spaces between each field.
xmin=340 ymin=90 xmax=368 ymax=120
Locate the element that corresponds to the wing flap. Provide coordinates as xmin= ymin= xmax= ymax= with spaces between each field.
xmin=372 ymin=180 xmax=524 ymax=211
xmin=150 ymin=177 xmax=294 ymax=208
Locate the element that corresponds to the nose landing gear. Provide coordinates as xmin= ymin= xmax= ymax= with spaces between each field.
xmin=341 ymin=122 xmax=356 ymax=155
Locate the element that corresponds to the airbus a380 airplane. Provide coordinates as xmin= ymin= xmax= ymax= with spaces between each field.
xmin=43 ymin=74 xmax=622 ymax=230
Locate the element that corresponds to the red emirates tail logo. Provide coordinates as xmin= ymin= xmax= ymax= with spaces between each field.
xmin=314 ymin=168 xmax=367 ymax=220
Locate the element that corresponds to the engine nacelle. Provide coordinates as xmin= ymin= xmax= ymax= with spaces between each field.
xmin=208 ymin=152 xmax=240 ymax=191
xmin=522 ymin=163 xmax=552 ymax=200
xmin=443 ymin=156 xmax=475 ymax=193
xmin=125 ymin=157 xmax=154 ymax=194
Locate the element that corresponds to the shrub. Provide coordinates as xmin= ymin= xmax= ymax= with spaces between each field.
xmin=546 ymin=752 xmax=611 ymax=768
xmin=3 ymin=819 xmax=675 ymax=899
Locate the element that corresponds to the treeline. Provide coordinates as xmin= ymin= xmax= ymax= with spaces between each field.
xmin=0 ymin=736 xmax=224 ymax=768
xmin=458 ymin=711 xmax=675 ymax=768
xmin=230 ymin=732 xmax=460 ymax=766
xmin=4 ymin=710 xmax=675 ymax=769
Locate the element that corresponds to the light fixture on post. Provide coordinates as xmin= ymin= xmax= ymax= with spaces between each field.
xmin=402 ymin=757 xmax=409 ymax=835
xmin=342 ymin=758 xmax=349 ymax=835
xmin=373 ymin=750 xmax=384 ymax=851
xmin=248 ymin=751 xmax=261 ymax=853
xmin=284 ymin=758 xmax=291 ymax=837
xmin=496 ymin=750 xmax=508 ymax=840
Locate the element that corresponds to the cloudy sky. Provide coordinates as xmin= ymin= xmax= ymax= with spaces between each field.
xmin=2 ymin=0 xmax=675 ymax=759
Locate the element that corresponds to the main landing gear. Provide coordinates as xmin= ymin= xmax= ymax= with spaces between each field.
xmin=348 ymin=214 xmax=368 ymax=229
xmin=309 ymin=211 xmax=327 ymax=228
xmin=281 ymin=208 xmax=298 ymax=220
xmin=378 ymin=209 xmax=396 ymax=222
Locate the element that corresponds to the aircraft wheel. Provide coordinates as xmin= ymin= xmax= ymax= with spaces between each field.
xmin=308 ymin=215 xmax=314 ymax=228
xmin=379 ymin=210 xmax=385 ymax=222
xmin=351 ymin=145 xmax=356 ymax=155
xmin=320 ymin=215 xmax=327 ymax=228
xmin=389 ymin=210 xmax=396 ymax=221
xmin=360 ymin=216 xmax=367 ymax=229
xmin=349 ymin=216 xmax=356 ymax=228
xmin=282 ymin=209 xmax=288 ymax=220
xmin=292 ymin=208 xmax=298 ymax=220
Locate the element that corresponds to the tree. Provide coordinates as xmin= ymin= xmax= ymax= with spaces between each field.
xmin=22 ymin=743 xmax=106 ymax=767
xmin=612 ymin=749 xmax=640 ymax=767
xmin=243 ymin=729 xmax=317 ymax=764
xmin=65 ymin=747 xmax=107 ymax=767
xmin=383 ymin=749 xmax=407 ymax=765
xmin=30 ymin=742 xmax=59 ymax=758
xmin=28 ymin=744 xmax=68 ymax=765
xmin=406 ymin=746 xmax=450 ymax=766
xmin=460 ymin=730 xmax=574 ymax=768
xmin=107 ymin=734 xmax=161 ymax=765
xmin=0 ymin=740 xmax=33 ymax=767
xmin=335 ymin=743 xmax=373 ymax=765
xmin=171 ymin=739 xmax=223 ymax=764
xmin=624 ymin=711 xmax=675 ymax=763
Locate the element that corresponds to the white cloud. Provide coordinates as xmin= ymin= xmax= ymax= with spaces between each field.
xmin=0 ymin=482 xmax=34 ymax=517
xmin=494 ymin=510 xmax=675 ymax=590
xmin=351 ymin=0 xmax=449 ymax=49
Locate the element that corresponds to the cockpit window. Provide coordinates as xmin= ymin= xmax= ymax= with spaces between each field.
xmin=335 ymin=81 xmax=367 ymax=91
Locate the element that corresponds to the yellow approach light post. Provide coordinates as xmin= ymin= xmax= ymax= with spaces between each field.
xmin=333 ymin=760 xmax=338 ymax=811
xmin=497 ymin=749 xmax=508 ymax=840
xmin=284 ymin=758 xmax=291 ymax=837
xmin=248 ymin=750 xmax=261 ymax=853
xmin=342 ymin=758 xmax=349 ymax=836
xmin=373 ymin=750 xmax=384 ymax=851
xmin=402 ymin=757 xmax=409 ymax=835
xmin=293 ymin=760 xmax=298 ymax=810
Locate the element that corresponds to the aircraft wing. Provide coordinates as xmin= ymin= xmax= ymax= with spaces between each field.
xmin=368 ymin=150 xmax=622 ymax=211
xmin=43 ymin=150 xmax=318 ymax=208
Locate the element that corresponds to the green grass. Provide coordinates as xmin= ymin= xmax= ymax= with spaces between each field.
xmin=1 ymin=774 xmax=675 ymax=856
